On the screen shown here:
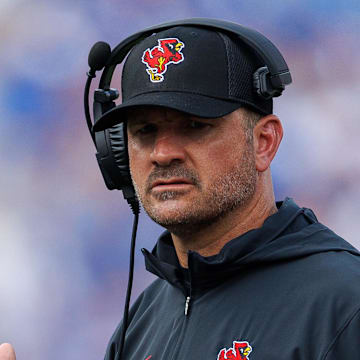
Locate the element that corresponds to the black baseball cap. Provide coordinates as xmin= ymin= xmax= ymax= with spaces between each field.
xmin=93 ymin=25 xmax=272 ymax=131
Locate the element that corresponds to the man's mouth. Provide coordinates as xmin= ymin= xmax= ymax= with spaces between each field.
xmin=151 ymin=178 xmax=194 ymax=190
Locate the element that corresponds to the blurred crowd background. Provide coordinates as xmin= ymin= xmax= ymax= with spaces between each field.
xmin=1 ymin=0 xmax=359 ymax=359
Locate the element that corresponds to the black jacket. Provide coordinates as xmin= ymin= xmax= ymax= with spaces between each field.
xmin=105 ymin=198 xmax=360 ymax=360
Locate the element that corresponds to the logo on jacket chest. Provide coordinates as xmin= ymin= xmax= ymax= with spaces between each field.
xmin=217 ymin=341 xmax=252 ymax=360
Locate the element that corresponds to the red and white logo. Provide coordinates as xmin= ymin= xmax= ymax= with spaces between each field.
xmin=142 ymin=37 xmax=185 ymax=83
xmin=217 ymin=341 xmax=252 ymax=360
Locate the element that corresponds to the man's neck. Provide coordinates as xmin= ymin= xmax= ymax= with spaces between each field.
xmin=171 ymin=193 xmax=277 ymax=268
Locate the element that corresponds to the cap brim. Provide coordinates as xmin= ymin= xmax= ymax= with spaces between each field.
xmin=92 ymin=92 xmax=243 ymax=131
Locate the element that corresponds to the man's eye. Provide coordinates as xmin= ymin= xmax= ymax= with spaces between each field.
xmin=136 ymin=124 xmax=157 ymax=135
xmin=189 ymin=120 xmax=209 ymax=129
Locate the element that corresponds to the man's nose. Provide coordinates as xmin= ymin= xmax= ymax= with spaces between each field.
xmin=149 ymin=133 xmax=186 ymax=166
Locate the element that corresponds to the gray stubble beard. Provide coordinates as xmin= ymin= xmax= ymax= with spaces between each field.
xmin=131 ymin=145 xmax=257 ymax=237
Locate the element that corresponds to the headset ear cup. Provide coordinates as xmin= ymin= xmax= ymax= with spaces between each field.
xmin=94 ymin=123 xmax=135 ymax=197
xmin=108 ymin=122 xmax=133 ymax=185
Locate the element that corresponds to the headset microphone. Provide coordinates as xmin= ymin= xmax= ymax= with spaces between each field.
xmin=85 ymin=42 xmax=112 ymax=144
xmin=88 ymin=41 xmax=112 ymax=73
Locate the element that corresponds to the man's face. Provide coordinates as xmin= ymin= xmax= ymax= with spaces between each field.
xmin=126 ymin=106 xmax=258 ymax=235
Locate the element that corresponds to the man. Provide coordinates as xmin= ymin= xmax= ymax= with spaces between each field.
xmin=2 ymin=22 xmax=360 ymax=360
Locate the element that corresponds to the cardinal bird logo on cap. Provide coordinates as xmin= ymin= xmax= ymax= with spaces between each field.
xmin=142 ymin=38 xmax=185 ymax=83
xmin=217 ymin=341 xmax=252 ymax=360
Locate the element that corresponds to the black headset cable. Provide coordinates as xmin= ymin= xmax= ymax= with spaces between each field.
xmin=85 ymin=42 xmax=141 ymax=359
xmin=115 ymin=199 xmax=140 ymax=360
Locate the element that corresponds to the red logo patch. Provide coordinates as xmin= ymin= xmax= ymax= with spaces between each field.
xmin=217 ymin=341 xmax=252 ymax=360
xmin=142 ymin=37 xmax=185 ymax=83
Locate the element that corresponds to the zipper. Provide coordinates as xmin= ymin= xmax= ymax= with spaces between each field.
xmin=184 ymin=263 xmax=192 ymax=316
xmin=168 ymin=295 xmax=191 ymax=360
xmin=184 ymin=296 xmax=191 ymax=316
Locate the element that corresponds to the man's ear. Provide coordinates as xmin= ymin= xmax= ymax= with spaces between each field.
xmin=253 ymin=115 xmax=283 ymax=172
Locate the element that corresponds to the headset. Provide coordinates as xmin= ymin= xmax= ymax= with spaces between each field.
xmin=84 ymin=17 xmax=292 ymax=210
xmin=83 ymin=18 xmax=292 ymax=360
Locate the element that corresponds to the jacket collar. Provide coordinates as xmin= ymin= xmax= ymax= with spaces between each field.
xmin=142 ymin=198 xmax=309 ymax=294
xmin=142 ymin=198 xmax=360 ymax=295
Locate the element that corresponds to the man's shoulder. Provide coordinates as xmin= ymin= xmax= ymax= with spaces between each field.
xmin=307 ymin=246 xmax=360 ymax=283
xmin=130 ymin=277 xmax=166 ymax=312
xmin=105 ymin=277 xmax=171 ymax=360
xmin=309 ymin=223 xmax=360 ymax=275
xmin=284 ymin=225 xmax=360 ymax=303
xmin=129 ymin=276 xmax=183 ymax=317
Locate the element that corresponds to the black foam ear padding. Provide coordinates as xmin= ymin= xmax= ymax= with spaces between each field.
xmin=95 ymin=123 xmax=133 ymax=192
xmin=108 ymin=123 xmax=132 ymax=181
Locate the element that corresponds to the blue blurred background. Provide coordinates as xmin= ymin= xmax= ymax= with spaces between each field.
xmin=1 ymin=1 xmax=359 ymax=359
